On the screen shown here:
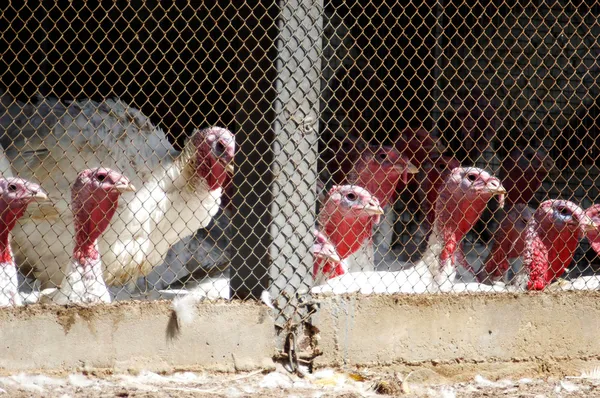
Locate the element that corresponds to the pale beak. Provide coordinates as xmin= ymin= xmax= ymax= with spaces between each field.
xmin=114 ymin=182 xmax=136 ymax=193
xmin=317 ymin=251 xmax=342 ymax=264
xmin=487 ymin=184 xmax=507 ymax=209
xmin=487 ymin=185 xmax=507 ymax=196
xmin=583 ymin=221 xmax=599 ymax=233
xmin=396 ymin=161 xmax=418 ymax=175
xmin=225 ymin=163 xmax=235 ymax=174
xmin=362 ymin=202 xmax=384 ymax=216
xmin=31 ymin=191 xmax=50 ymax=202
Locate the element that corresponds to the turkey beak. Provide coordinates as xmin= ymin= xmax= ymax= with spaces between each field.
xmin=486 ymin=182 xmax=507 ymax=209
xmin=362 ymin=200 xmax=384 ymax=216
xmin=583 ymin=219 xmax=599 ymax=233
xmin=31 ymin=190 xmax=50 ymax=202
xmin=114 ymin=181 xmax=136 ymax=193
xmin=318 ymin=250 xmax=342 ymax=264
xmin=397 ymin=161 xmax=418 ymax=175
xmin=225 ymin=163 xmax=235 ymax=174
xmin=395 ymin=161 xmax=418 ymax=184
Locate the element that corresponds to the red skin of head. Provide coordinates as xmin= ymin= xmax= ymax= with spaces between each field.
xmin=395 ymin=128 xmax=441 ymax=167
xmin=585 ymin=204 xmax=600 ymax=256
xmin=479 ymin=204 xmax=534 ymax=281
xmin=72 ymin=168 xmax=132 ymax=266
xmin=192 ymin=127 xmax=235 ymax=191
xmin=394 ymin=128 xmax=445 ymax=196
xmin=352 ymin=146 xmax=412 ymax=208
xmin=434 ymin=167 xmax=505 ymax=268
xmin=523 ymin=200 xmax=588 ymax=290
xmin=499 ymin=147 xmax=552 ymax=208
xmin=324 ymin=137 xmax=411 ymax=207
xmin=0 ymin=178 xmax=46 ymax=263
xmin=319 ymin=185 xmax=382 ymax=260
xmin=312 ymin=229 xmax=344 ymax=280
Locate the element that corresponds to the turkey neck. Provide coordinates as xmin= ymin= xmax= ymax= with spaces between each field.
xmin=72 ymin=194 xmax=118 ymax=268
xmin=322 ymin=212 xmax=375 ymax=260
xmin=436 ymin=192 xmax=488 ymax=262
xmin=0 ymin=204 xmax=26 ymax=264
xmin=524 ymin=219 xmax=581 ymax=290
xmin=176 ymin=139 xmax=227 ymax=192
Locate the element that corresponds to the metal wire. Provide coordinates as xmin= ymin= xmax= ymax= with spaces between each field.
xmin=0 ymin=0 xmax=599 ymax=309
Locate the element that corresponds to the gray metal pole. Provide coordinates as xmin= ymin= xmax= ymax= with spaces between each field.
xmin=269 ymin=0 xmax=323 ymax=308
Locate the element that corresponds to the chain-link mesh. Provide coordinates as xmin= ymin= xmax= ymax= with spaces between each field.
xmin=0 ymin=1 xmax=599 ymax=310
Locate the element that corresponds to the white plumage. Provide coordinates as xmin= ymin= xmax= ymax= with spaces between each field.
xmin=0 ymin=93 xmax=233 ymax=289
xmin=41 ymin=256 xmax=112 ymax=304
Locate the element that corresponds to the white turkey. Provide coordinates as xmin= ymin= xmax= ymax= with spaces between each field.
xmin=0 ymin=92 xmax=234 ymax=289
xmin=312 ymin=167 xmax=508 ymax=295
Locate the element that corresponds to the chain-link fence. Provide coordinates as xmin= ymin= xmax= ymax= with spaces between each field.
xmin=0 ymin=1 xmax=599 ymax=314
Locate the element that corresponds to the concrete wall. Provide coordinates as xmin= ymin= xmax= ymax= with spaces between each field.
xmin=313 ymin=291 xmax=600 ymax=367
xmin=0 ymin=301 xmax=275 ymax=374
xmin=1 ymin=292 xmax=600 ymax=374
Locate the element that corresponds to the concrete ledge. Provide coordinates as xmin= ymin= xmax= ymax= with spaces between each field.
xmin=0 ymin=300 xmax=275 ymax=373
xmin=312 ymin=291 xmax=600 ymax=367
xmin=1 ymin=292 xmax=600 ymax=375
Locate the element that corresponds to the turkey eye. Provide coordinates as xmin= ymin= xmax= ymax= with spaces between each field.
xmin=437 ymin=163 xmax=445 ymax=170
xmin=558 ymin=207 xmax=569 ymax=216
xmin=346 ymin=192 xmax=357 ymax=201
xmin=377 ymin=153 xmax=387 ymax=160
xmin=467 ymin=174 xmax=477 ymax=182
xmin=96 ymin=174 xmax=106 ymax=182
xmin=215 ymin=141 xmax=226 ymax=155
xmin=8 ymin=184 xmax=17 ymax=192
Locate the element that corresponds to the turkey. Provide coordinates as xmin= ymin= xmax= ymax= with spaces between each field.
xmin=477 ymin=204 xmax=535 ymax=284
xmin=585 ymin=204 xmax=600 ymax=256
xmin=311 ymin=229 xmax=345 ymax=286
xmin=510 ymin=200 xmax=596 ymax=290
xmin=312 ymin=167 xmax=507 ymax=295
xmin=345 ymin=146 xmax=417 ymax=272
xmin=0 ymin=92 xmax=234 ymax=289
xmin=474 ymin=144 xmax=554 ymax=281
xmin=0 ymin=178 xmax=48 ymax=306
xmin=320 ymin=137 xmax=417 ymax=272
xmin=42 ymin=168 xmax=136 ymax=304
xmin=319 ymin=184 xmax=384 ymax=261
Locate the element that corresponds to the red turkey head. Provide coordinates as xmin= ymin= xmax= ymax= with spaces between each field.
xmin=435 ymin=167 xmax=506 ymax=263
xmin=72 ymin=168 xmax=136 ymax=263
xmin=312 ymin=229 xmax=345 ymax=282
xmin=189 ymin=126 xmax=235 ymax=190
xmin=353 ymin=145 xmax=417 ymax=207
xmin=319 ymin=185 xmax=384 ymax=259
xmin=0 ymin=178 xmax=49 ymax=262
xmin=522 ymin=200 xmax=596 ymax=290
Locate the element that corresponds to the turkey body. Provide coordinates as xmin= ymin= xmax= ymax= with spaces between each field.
xmin=0 ymin=95 xmax=224 ymax=288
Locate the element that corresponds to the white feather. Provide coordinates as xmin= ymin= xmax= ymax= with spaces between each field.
xmin=0 ymin=96 xmax=222 ymax=289
xmin=0 ymin=260 xmax=22 ymax=307
xmin=41 ymin=254 xmax=111 ymax=305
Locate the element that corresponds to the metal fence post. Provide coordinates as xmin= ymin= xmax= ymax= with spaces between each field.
xmin=269 ymin=0 xmax=323 ymax=313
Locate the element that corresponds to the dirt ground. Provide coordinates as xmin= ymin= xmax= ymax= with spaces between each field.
xmin=3 ymin=363 xmax=600 ymax=398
